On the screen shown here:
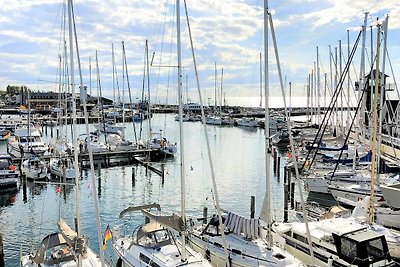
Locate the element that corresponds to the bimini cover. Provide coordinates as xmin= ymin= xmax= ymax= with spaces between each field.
xmin=33 ymin=232 xmax=67 ymax=264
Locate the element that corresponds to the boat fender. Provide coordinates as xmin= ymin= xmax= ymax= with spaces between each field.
xmin=327 ymin=256 xmax=333 ymax=266
xmin=205 ymin=249 xmax=211 ymax=261
xmin=116 ymin=258 xmax=122 ymax=267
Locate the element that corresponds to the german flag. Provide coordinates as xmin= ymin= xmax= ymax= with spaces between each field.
xmin=102 ymin=225 xmax=112 ymax=251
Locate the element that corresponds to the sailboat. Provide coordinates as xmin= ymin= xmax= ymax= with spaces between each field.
xmin=21 ymin=0 xmax=109 ymax=266
xmin=187 ymin=1 xmax=304 ymax=266
xmin=112 ymin=1 xmax=211 ymax=266
xmin=20 ymin=219 xmax=106 ymax=267
xmin=273 ymin=15 xmax=397 ymax=267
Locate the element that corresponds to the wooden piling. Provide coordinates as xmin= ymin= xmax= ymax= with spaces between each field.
xmin=290 ymin=182 xmax=295 ymax=209
xmin=277 ymin=156 xmax=281 ymax=181
xmin=284 ymin=183 xmax=289 ymax=222
xmin=0 ymin=233 xmax=4 ymax=267
xmin=250 ymin=196 xmax=255 ymax=219
xmin=203 ymin=207 xmax=208 ymax=223
xmin=132 ymin=167 xmax=135 ymax=186
xmin=284 ymin=166 xmax=287 ymax=184
xmin=161 ymin=164 xmax=165 ymax=184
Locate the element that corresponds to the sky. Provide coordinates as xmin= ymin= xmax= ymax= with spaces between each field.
xmin=0 ymin=0 xmax=399 ymax=107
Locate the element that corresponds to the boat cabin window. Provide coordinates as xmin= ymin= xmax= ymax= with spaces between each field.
xmin=19 ymin=137 xmax=28 ymax=143
xmin=333 ymin=232 xmax=390 ymax=265
xmin=366 ymin=239 xmax=385 ymax=259
xmin=293 ymin=232 xmax=308 ymax=244
xmin=139 ymin=253 xmax=160 ymax=267
xmin=137 ymin=229 xmax=171 ymax=248
xmin=0 ymin=159 xmax=10 ymax=169
xmin=340 ymin=238 xmax=357 ymax=259
xmin=140 ymin=253 xmax=150 ymax=264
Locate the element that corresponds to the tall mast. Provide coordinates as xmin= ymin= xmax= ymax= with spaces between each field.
xmin=347 ymin=30 xmax=350 ymax=132
xmin=339 ymin=40 xmax=343 ymax=131
xmin=70 ymin=0 xmax=105 ymax=264
xmin=377 ymin=16 xmax=389 ymax=184
xmin=214 ymin=61 xmax=217 ymax=112
xmin=261 ymin=0 xmax=272 ymax=248
xmin=112 ymin=43 xmax=116 ymax=106
xmin=67 ymin=1 xmax=81 ymax=266
xmin=89 ymin=56 xmax=92 ymax=96
xmin=176 ymin=0 xmax=187 ymax=261
xmin=358 ymin=12 xmax=368 ymax=141
xmin=369 ymin=23 xmax=381 ymax=225
xmin=259 ymin=52 xmax=262 ymax=107
xmin=220 ymin=68 xmax=223 ymax=113
xmin=317 ymin=47 xmax=320 ymax=124
xmin=146 ymin=40 xmax=152 ymax=137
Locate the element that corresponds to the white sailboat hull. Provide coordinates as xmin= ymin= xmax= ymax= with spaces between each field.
xmin=21 ymin=159 xmax=47 ymax=180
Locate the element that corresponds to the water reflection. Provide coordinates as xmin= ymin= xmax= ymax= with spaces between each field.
xmin=0 ymin=189 xmax=17 ymax=209
xmin=1 ymin=114 xmax=290 ymax=266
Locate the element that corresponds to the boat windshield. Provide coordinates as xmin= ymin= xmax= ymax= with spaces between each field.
xmin=0 ymin=159 xmax=10 ymax=169
xmin=136 ymin=228 xmax=172 ymax=248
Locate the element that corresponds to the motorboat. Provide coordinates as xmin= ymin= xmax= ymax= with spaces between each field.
xmin=21 ymin=156 xmax=48 ymax=180
xmin=106 ymin=134 xmax=136 ymax=151
xmin=272 ymin=217 xmax=396 ymax=266
xmin=7 ymin=126 xmax=48 ymax=158
xmin=236 ymin=117 xmax=258 ymax=127
xmin=94 ymin=120 xmax=125 ymax=135
xmin=49 ymin=157 xmax=75 ymax=180
xmin=0 ymin=155 xmax=19 ymax=189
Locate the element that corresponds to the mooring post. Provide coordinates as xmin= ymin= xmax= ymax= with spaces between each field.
xmin=203 ymin=207 xmax=208 ymax=223
xmin=50 ymin=125 xmax=53 ymax=137
xmin=277 ymin=156 xmax=281 ymax=179
xmin=161 ymin=164 xmax=165 ymax=184
xmin=132 ymin=167 xmax=135 ymax=186
xmin=0 ymin=232 xmax=4 ymax=267
xmin=284 ymin=183 xmax=289 ymax=222
xmin=284 ymin=166 xmax=287 ymax=184
xmin=45 ymin=125 xmax=47 ymax=135
xmin=290 ymin=182 xmax=295 ymax=210
xmin=273 ymin=152 xmax=277 ymax=174
xmin=250 ymin=196 xmax=255 ymax=219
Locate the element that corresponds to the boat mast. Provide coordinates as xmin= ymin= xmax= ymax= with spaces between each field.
xmin=353 ymin=14 xmax=368 ymax=170
xmin=214 ymin=61 xmax=217 ymax=113
xmin=66 ymin=1 xmax=81 ymax=266
xmin=369 ymin=22 xmax=381 ymax=225
xmin=146 ymin=40 xmax=152 ymax=137
xmin=220 ymin=68 xmax=223 ymax=113
xmin=260 ymin=0 xmax=271 ymax=248
xmin=317 ymin=46 xmax=320 ymax=124
xmin=182 ymin=0 xmax=230 ymax=261
xmin=268 ymin=6 xmax=315 ymax=262
xmin=176 ymin=0 xmax=187 ymax=261
xmin=259 ymin=52 xmax=262 ymax=108
xmin=70 ymin=0 xmax=105 ymax=264
xmin=376 ymin=16 xmax=389 ymax=186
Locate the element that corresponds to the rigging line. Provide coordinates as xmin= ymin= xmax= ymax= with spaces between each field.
xmin=95 ymin=51 xmax=108 ymax=145
xmin=183 ymin=0 xmax=230 ymax=263
xmin=122 ymin=41 xmax=138 ymax=144
xmin=154 ymin=0 xmax=169 ymax=112
xmin=386 ymin=49 xmax=400 ymax=117
xmin=139 ymin=44 xmax=146 ymax=141
xmin=36 ymin=0 xmax=64 ymax=92
xmin=300 ymin=30 xmax=363 ymax=171
xmin=269 ymin=10 xmax=315 ymax=261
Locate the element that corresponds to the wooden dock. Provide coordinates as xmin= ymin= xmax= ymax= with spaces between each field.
xmin=13 ymin=148 xmax=167 ymax=178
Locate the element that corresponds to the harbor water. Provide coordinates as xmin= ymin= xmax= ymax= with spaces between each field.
xmin=1 ymin=113 xmax=308 ymax=266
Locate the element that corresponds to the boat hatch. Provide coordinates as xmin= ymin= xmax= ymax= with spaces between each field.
xmin=332 ymin=229 xmax=391 ymax=265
